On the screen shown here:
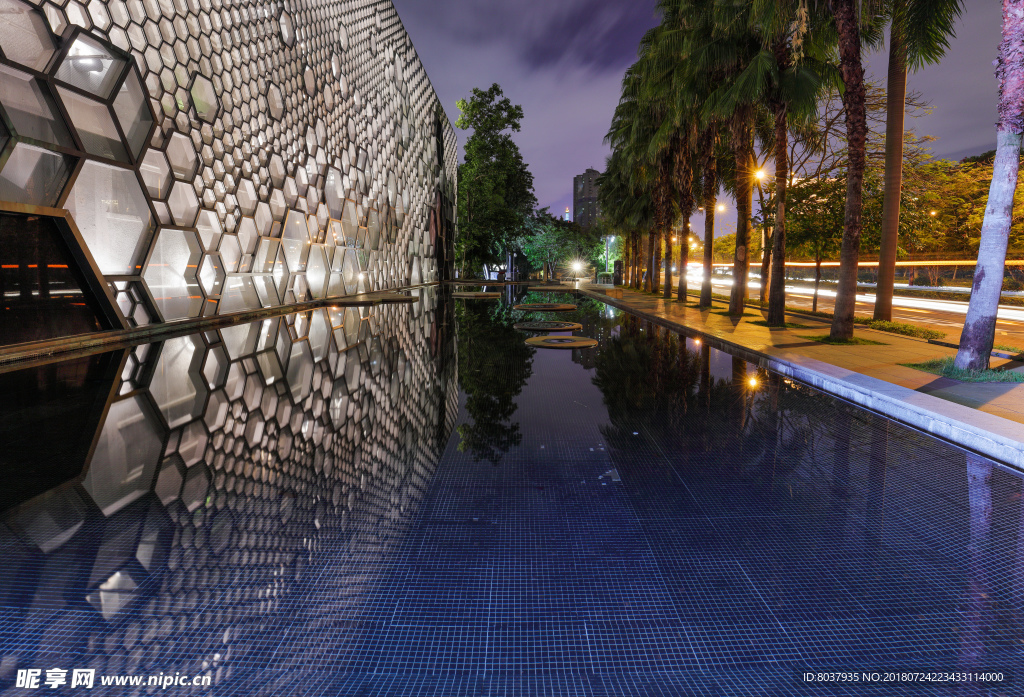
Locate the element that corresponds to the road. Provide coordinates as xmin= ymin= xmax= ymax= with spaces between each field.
xmin=694 ymin=273 xmax=1024 ymax=348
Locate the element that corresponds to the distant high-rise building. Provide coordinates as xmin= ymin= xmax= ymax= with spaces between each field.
xmin=564 ymin=207 xmax=571 ymax=222
xmin=573 ymin=168 xmax=601 ymax=229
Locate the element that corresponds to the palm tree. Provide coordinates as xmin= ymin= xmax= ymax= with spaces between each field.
xmin=697 ymin=127 xmax=724 ymax=307
xmin=954 ymin=1 xmax=1024 ymax=370
xmin=822 ymin=0 xmax=884 ymax=340
xmin=714 ymin=1 xmax=832 ymax=325
xmin=873 ymin=0 xmax=964 ymax=322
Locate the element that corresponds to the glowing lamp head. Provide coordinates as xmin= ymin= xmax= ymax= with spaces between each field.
xmin=930 ymin=210 xmax=938 ymax=216
xmin=754 ymin=170 xmax=766 ymax=181
xmin=572 ymin=262 xmax=582 ymax=273
xmin=717 ymin=204 xmax=726 ymax=212
xmin=748 ymin=376 xmax=758 ymax=388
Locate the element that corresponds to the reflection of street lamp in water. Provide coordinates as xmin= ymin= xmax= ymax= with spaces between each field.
xmin=573 ymin=261 xmax=583 ymax=282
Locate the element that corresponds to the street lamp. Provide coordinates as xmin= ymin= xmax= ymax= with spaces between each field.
xmin=717 ymin=204 xmax=726 ymax=212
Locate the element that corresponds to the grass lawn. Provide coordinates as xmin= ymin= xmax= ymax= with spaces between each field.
xmin=901 ymin=356 xmax=1024 ymax=383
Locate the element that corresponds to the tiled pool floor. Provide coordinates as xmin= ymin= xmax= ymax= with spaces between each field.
xmin=1 ymin=295 xmax=1022 ymax=695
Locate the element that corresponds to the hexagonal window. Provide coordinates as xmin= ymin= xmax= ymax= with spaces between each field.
xmin=0 ymin=64 xmax=73 ymax=147
xmin=303 ymin=64 xmax=315 ymax=96
xmin=0 ymin=142 xmax=74 ymax=206
xmin=218 ymin=232 xmax=241 ymax=272
xmin=57 ymin=86 xmax=128 ymax=161
xmin=139 ymin=148 xmax=171 ymax=199
xmin=167 ymin=180 xmax=199 ymax=226
xmin=237 ymin=178 xmax=257 ymax=216
xmin=279 ymin=11 xmax=295 ymax=47
xmin=196 ymin=209 xmax=222 ymax=251
xmin=112 ymin=70 xmax=152 ymax=159
xmin=0 ymin=0 xmax=57 ymax=72
xmin=268 ymin=84 xmax=284 ymax=120
xmin=65 ymin=160 xmax=153 ymax=275
xmin=165 ymin=131 xmax=198 ymax=180
xmin=189 ymin=72 xmax=218 ymax=124
xmin=306 ymin=244 xmax=328 ymax=299
xmin=54 ymin=33 xmax=126 ymax=100
xmin=341 ymin=247 xmax=359 ymax=295
xmin=142 ymin=227 xmax=202 ymax=320
xmin=198 ymin=252 xmax=225 ymax=298
xmin=281 ymin=209 xmax=309 ymax=272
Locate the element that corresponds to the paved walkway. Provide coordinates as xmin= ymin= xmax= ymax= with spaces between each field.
xmin=579 ymin=286 xmax=1024 ymax=427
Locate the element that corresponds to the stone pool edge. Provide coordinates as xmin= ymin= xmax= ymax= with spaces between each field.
xmin=579 ymin=288 xmax=1024 ymax=471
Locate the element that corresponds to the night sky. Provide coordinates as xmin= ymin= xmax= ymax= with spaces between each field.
xmin=392 ymin=0 xmax=1003 ymax=225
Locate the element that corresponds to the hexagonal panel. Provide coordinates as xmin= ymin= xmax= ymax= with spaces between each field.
xmin=189 ymin=72 xmax=218 ymax=124
xmin=139 ymin=148 xmax=171 ymax=199
xmin=142 ymin=226 xmax=202 ymax=320
xmin=167 ymin=180 xmax=199 ymax=226
xmin=0 ymin=0 xmax=57 ymax=72
xmin=165 ymin=131 xmax=198 ymax=180
xmin=65 ymin=160 xmax=153 ymax=275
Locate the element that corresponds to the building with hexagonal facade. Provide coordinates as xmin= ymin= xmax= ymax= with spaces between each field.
xmin=0 ymin=0 xmax=457 ymax=346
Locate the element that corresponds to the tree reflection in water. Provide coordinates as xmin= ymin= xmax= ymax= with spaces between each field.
xmin=454 ymin=299 xmax=534 ymax=463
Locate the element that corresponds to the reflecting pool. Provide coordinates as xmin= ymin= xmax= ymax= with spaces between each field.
xmin=1 ymin=288 xmax=1022 ymax=695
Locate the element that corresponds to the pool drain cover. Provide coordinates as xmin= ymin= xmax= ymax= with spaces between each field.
xmin=513 ymin=321 xmax=583 ymax=331
xmin=526 ymin=336 xmax=598 ymax=349
xmin=513 ymin=303 xmax=577 ymax=312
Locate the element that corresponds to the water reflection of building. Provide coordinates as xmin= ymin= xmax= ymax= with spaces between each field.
xmin=0 ymin=289 xmax=458 ymax=692
xmin=571 ymin=301 xmax=618 ymax=369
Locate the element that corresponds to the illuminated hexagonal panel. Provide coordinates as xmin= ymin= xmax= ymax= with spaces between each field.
xmin=142 ymin=227 xmax=203 ymax=320
xmin=65 ymin=160 xmax=153 ymax=275
xmin=0 ymin=0 xmax=457 ymax=340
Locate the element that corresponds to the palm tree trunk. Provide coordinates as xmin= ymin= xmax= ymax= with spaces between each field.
xmin=664 ymin=227 xmax=674 ymax=299
xmin=646 ymin=230 xmax=655 ymax=292
xmin=813 ymin=251 xmax=822 ymax=313
xmin=956 ymin=1 xmax=1024 ymax=369
xmin=729 ymin=115 xmax=754 ymax=316
xmin=663 ymin=175 xmax=674 ymax=299
xmin=700 ymin=137 xmax=717 ymax=307
xmin=676 ymin=134 xmax=693 ymax=303
xmin=874 ymin=23 xmax=908 ymax=322
xmin=768 ymin=101 xmax=789 ymax=327
xmin=829 ymin=0 xmax=869 ymax=341
xmin=759 ymin=229 xmax=771 ymax=304
xmin=955 ymin=132 xmax=1019 ymax=368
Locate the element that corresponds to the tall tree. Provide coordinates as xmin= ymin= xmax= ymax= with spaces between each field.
xmin=874 ymin=0 xmax=964 ymax=322
xmin=955 ymin=0 xmax=1024 ymax=370
xmin=825 ymin=0 xmax=883 ymax=340
xmin=455 ymin=84 xmax=536 ymax=277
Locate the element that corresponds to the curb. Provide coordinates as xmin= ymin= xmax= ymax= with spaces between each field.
xmin=579 ymin=288 xmax=1024 ymax=471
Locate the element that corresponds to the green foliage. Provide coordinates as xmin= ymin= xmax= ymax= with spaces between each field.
xmin=861 ymin=320 xmax=944 ymax=339
xmin=455 ymin=84 xmax=537 ymax=276
xmin=521 ymin=210 xmax=606 ymax=278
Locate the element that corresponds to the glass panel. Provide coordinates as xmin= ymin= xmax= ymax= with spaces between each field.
xmin=57 ymin=86 xmax=128 ymax=162
xmin=0 ymin=142 xmax=73 ymax=206
xmin=54 ymin=33 xmax=127 ymax=100
xmin=142 ymin=227 xmax=203 ymax=320
xmin=219 ymin=274 xmax=261 ymax=313
xmin=0 ymin=64 xmax=73 ymax=146
xmin=0 ymin=0 xmax=57 ymax=72
xmin=65 ymin=160 xmax=153 ymax=275
xmin=112 ymin=70 xmax=152 ymax=159
xmin=0 ymin=212 xmax=110 ymax=346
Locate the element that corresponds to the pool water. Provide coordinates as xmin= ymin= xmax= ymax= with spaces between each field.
xmin=0 ymin=288 xmax=1021 ymax=695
